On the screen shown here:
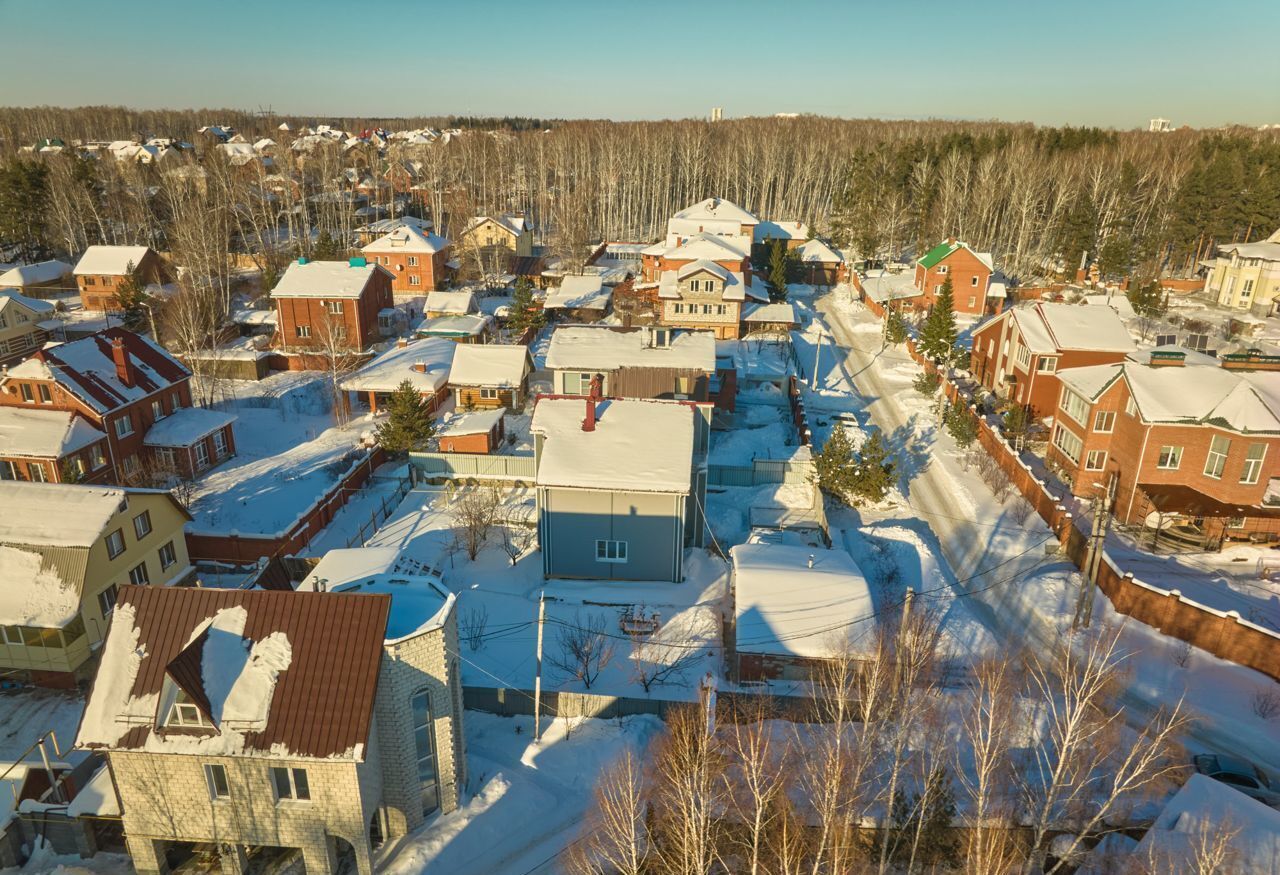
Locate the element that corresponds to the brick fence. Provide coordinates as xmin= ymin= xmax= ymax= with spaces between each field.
xmin=185 ymin=447 xmax=388 ymax=564
xmin=893 ymin=326 xmax=1280 ymax=681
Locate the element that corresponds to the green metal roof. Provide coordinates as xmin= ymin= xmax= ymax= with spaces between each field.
xmin=917 ymin=241 xmax=961 ymax=269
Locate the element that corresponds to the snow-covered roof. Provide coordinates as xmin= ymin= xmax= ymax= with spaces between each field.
xmin=142 ymin=407 xmax=237 ymax=448
xmin=662 ymin=232 xmax=750 ymax=263
xmin=448 ymin=343 xmax=530 ymax=388
xmin=0 ymin=545 xmax=80 ymax=628
xmin=731 ymin=537 xmax=874 ymax=659
xmin=1217 ymin=239 xmax=1280 ymax=262
xmin=1017 ymin=302 xmax=1135 ymax=353
xmin=1127 ymin=774 xmax=1280 ymax=875
xmin=65 ymin=765 xmax=121 ymax=818
xmin=340 ymin=337 xmax=454 ymax=394
xmin=676 ymin=259 xmax=730 ymax=282
xmin=425 ymin=290 xmax=475 ymax=315
xmin=796 ymin=238 xmax=842 ymax=264
xmin=363 ymin=225 xmax=449 ymax=255
xmin=743 ymin=303 xmax=799 ymax=324
xmin=357 ymin=215 xmax=432 ymax=235
xmin=73 ymin=245 xmax=152 ymax=276
xmin=0 ymin=289 xmax=56 ymax=317
xmin=658 ymin=268 xmax=758 ymax=302
xmin=0 ymin=260 xmax=71 ymax=286
xmin=300 ymin=546 xmax=416 ymax=590
xmin=543 ymin=274 xmax=613 ymax=311
xmin=437 ymin=407 xmax=505 ymax=437
xmin=545 ymin=325 xmax=716 ymax=372
xmin=531 ymin=398 xmax=695 ymax=493
xmin=860 ymin=269 xmax=922 ymax=304
xmin=0 ymin=481 xmax=126 ymax=548
xmin=464 ymin=214 xmax=529 ymax=237
xmin=671 ymin=198 xmax=758 ymax=226
xmin=754 ymin=220 xmax=809 ymax=243
xmin=271 ymin=259 xmax=389 ymax=299
xmin=415 ymin=314 xmax=493 ymax=338
xmin=0 ymin=407 xmax=105 ymax=459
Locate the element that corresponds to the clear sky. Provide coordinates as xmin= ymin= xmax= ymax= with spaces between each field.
xmin=1 ymin=0 xmax=1277 ymax=128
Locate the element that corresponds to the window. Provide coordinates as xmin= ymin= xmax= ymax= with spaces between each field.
xmin=128 ymin=561 xmax=149 ymax=585
xmin=151 ymin=400 xmax=165 ymax=420
xmin=171 ymin=391 xmax=182 ymax=410
xmin=158 ymin=540 xmax=177 ymax=570
xmin=563 ymin=372 xmax=595 ymax=395
xmin=937 ymin=265 xmax=949 ymax=275
xmin=1241 ymin=443 xmax=1266 ymax=485
xmin=91 ymin=443 xmax=107 ymax=470
xmin=971 ymin=275 xmax=979 ymax=287
xmin=1204 ymin=435 xmax=1231 ymax=479
xmin=1059 ymin=388 xmax=1090 ymax=426
xmin=1157 ymin=446 xmax=1182 ymax=470
xmin=98 ymin=584 xmax=118 ymax=616
xmin=133 ymin=510 xmax=152 ymax=540
xmin=83 ymin=276 xmax=96 ymax=286
xmin=1037 ymin=357 xmax=1058 ymax=374
xmin=28 ymin=463 xmax=47 ymax=483
xmin=716 ymin=304 xmax=726 ymax=315
xmin=479 ymin=388 xmax=499 ymax=399
xmin=408 ymin=256 xmax=419 ymax=266
xmin=411 ymin=691 xmax=439 ymax=815
xmin=702 ymin=304 xmax=712 ymax=314
xmin=595 ymin=540 xmax=628 ymax=563
xmin=1093 ymin=411 xmax=1115 ymax=433
xmin=168 ymin=690 xmax=212 ymax=727
xmin=121 ymin=455 xmax=140 ymax=476
xmin=1125 ymin=396 xmax=1138 ymax=418
xmin=326 ymin=301 xmax=343 ymax=315
xmin=271 ymin=767 xmax=311 ymax=802
xmin=1085 ymin=450 xmax=1108 ymax=471
xmin=204 ymin=764 xmax=229 ymax=800
xmin=37 ymin=385 xmax=51 ymax=404
xmin=155 ymin=447 xmax=175 ymax=468
xmin=673 ymin=303 xmax=684 ymax=314
xmin=1015 ymin=343 xmax=1031 ymax=370
xmin=69 ymin=457 xmax=86 ymax=478
xmin=194 ymin=441 xmax=210 ymax=470
xmin=968 ymin=296 xmax=977 ymax=308
xmin=105 ymin=529 xmax=126 ymax=559
xmin=19 ymin=384 xmax=33 ymax=403
xmin=213 ymin=430 xmax=228 ymax=459
xmin=295 ymin=325 xmax=312 ymax=339
xmin=1052 ymin=424 xmax=1083 ymax=464
xmin=1 ymin=627 xmax=23 ymax=646
xmin=409 ymin=274 xmax=421 ymax=286
xmin=1242 ymin=279 xmax=1255 ymax=296
xmin=114 ymin=415 xmax=134 ymax=438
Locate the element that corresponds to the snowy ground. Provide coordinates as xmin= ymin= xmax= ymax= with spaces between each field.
xmin=0 ymin=689 xmax=85 ymax=765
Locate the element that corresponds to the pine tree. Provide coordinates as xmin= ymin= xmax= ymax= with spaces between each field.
xmin=885 ymin=308 xmax=909 ymax=344
xmin=813 ymin=425 xmax=858 ymax=500
xmin=0 ymin=158 xmax=51 ymax=262
xmin=918 ymin=275 xmax=957 ymax=361
xmin=767 ymin=240 xmax=793 ymax=302
xmin=850 ymin=431 xmax=897 ymax=503
xmin=879 ymin=766 xmax=960 ymax=868
xmin=507 ymin=276 xmax=545 ymax=337
xmin=313 ymin=230 xmax=342 ymax=260
xmin=114 ymin=262 xmax=150 ymax=333
xmin=374 ymin=380 xmax=437 ymax=454
xmin=912 ymin=370 xmax=940 ymax=396
xmin=1126 ymin=278 xmax=1165 ymax=319
xmin=945 ymin=403 xmax=978 ymax=448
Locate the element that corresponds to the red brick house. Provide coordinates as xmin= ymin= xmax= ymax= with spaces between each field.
xmin=363 ymin=226 xmax=453 ymax=293
xmin=1047 ymin=348 xmax=1280 ymax=542
xmin=0 ymin=328 xmax=235 ymax=483
xmin=436 ymin=408 xmax=505 ymax=454
xmin=0 ymin=407 xmax=111 ymax=484
xmin=970 ymin=303 xmax=1135 ymax=417
xmin=271 ymin=257 xmax=395 ymax=352
xmin=914 ymin=238 xmax=996 ymax=316
xmin=73 ymin=246 xmax=168 ymax=312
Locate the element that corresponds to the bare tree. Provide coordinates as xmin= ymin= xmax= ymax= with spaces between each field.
xmin=459 ymin=605 xmax=489 ymax=653
xmin=628 ymin=615 xmax=713 ymax=695
xmin=453 ymin=486 xmax=501 ymax=560
xmin=720 ymin=698 xmax=792 ymax=875
xmin=309 ymin=314 xmax=363 ymax=425
xmin=549 ymin=611 xmax=616 ymax=690
xmin=957 ymin=657 xmax=1022 ymax=875
xmin=648 ymin=706 xmax=726 ymax=875
xmin=565 ymin=749 xmax=650 ymax=875
xmin=499 ymin=524 xmax=536 ymax=566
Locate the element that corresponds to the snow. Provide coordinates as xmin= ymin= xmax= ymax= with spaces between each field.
xmin=200 ymin=606 xmax=292 ymax=730
xmin=426 ymin=291 xmax=476 ymax=315
xmin=0 ymin=482 xmax=124 ymax=548
xmin=531 ymin=398 xmax=695 ymax=493
xmin=1031 ymin=302 xmax=1137 ymax=352
xmin=743 ymin=302 xmax=798 ymax=324
xmin=141 ymin=406 xmax=236 ymax=448
xmin=0 ymin=546 xmax=80 ymax=628
xmin=861 ymin=269 xmax=921 ymax=304
xmin=754 ymin=219 xmax=809 ymax=243
xmin=270 ymin=259 xmax=387 ymax=299
xmin=76 ymin=603 xmax=154 ymax=748
xmin=438 ymin=408 xmax=505 ymax=437
xmin=416 ymin=314 xmax=493 ymax=338
xmin=542 ymin=275 xmax=611 ymax=311
xmin=676 ymin=259 xmax=730 ymax=282
xmin=0 ymin=260 xmax=71 ymax=286
xmin=544 ymin=325 xmax=715 ymax=372
xmin=659 ymin=231 xmax=751 ymax=262
xmin=0 ymin=290 xmax=54 ymax=316
xmin=72 ymin=245 xmax=150 ymax=276
xmin=796 ymin=237 xmax=842 ymax=264
xmin=449 ymin=344 xmax=529 ymax=388
xmin=1121 ymin=359 xmax=1280 ymax=431
xmin=657 ymin=267 xmax=752 ymax=302
xmin=363 ymin=225 xmax=450 ymax=255
xmin=341 ymin=337 xmax=455 ymax=395
xmin=731 ymin=536 xmax=875 ymax=658
xmin=65 ymin=764 xmax=121 ymax=818
xmin=0 ymin=407 xmax=105 ymax=458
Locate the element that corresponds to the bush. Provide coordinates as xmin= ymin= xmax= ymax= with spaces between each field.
xmin=1251 ymin=687 xmax=1280 ymax=721
xmin=945 ymin=404 xmax=979 ymax=448
xmin=912 ymin=370 xmax=941 ymax=396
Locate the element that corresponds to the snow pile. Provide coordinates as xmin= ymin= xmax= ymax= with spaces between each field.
xmin=76 ymin=603 xmax=156 ymax=748
xmin=200 ymin=606 xmax=292 ymax=731
xmin=0 ymin=546 xmax=80 ymax=628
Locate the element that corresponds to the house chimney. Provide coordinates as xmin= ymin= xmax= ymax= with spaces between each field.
xmin=947 ymin=236 xmax=957 ymax=246
xmin=582 ymin=397 xmax=596 ymax=432
xmin=111 ymin=337 xmax=135 ymax=387
xmin=413 ymin=361 xmax=426 ymax=373
xmin=397 ymin=338 xmax=408 ymax=349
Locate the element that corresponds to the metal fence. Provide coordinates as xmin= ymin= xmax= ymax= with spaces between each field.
xmin=409 ymin=452 xmax=537 ymax=481
xmin=708 ymin=458 xmax=814 ymax=487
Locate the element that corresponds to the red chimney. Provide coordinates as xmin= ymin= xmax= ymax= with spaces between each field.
xmin=412 ymin=361 xmax=426 ymax=373
xmin=947 ymin=235 xmax=957 ymax=246
xmin=111 ymin=337 xmax=135 ymax=388
xmin=397 ymin=338 xmax=408 ymax=349
xmin=582 ymin=373 xmax=603 ymax=432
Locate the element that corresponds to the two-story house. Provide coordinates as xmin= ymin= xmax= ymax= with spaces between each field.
xmin=271 ymin=257 xmax=395 ymax=353
xmin=72 ymin=246 xmax=167 ymax=312
xmin=1047 ymin=347 xmax=1280 ymax=542
xmin=0 ymin=407 xmax=111 ymax=484
xmin=0 ymin=481 xmax=191 ymax=684
xmin=913 ymin=237 xmax=997 ymax=316
xmin=458 ymin=214 xmax=534 ymax=258
xmin=77 ymin=579 xmax=464 ymax=875
xmin=531 ymin=390 xmax=708 ymax=582
xmin=0 ymin=290 xmax=56 ymax=366
xmin=970 ymin=302 xmax=1135 ymax=417
xmin=1203 ymin=229 xmax=1280 ymax=316
xmin=0 ymin=328 xmax=235 ymax=483
xmin=362 ymin=225 xmax=453 ymax=293
xmin=544 ymin=324 xmax=717 ymax=401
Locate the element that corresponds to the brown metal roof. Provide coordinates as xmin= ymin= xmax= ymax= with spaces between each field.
xmin=1139 ymin=484 xmax=1280 ymax=520
xmin=94 ymin=585 xmax=390 ymax=760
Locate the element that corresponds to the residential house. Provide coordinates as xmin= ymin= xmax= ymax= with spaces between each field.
xmin=436 ymin=409 xmax=506 ymax=454
xmin=340 ymin=337 xmax=454 ymax=417
xmin=354 ymin=215 xmax=432 ymax=246
xmin=541 ymin=274 xmax=613 ymax=322
xmin=0 ymin=407 xmax=111 ymax=484
xmin=363 ymin=225 xmax=453 ymax=293
xmin=752 ymin=220 xmax=809 ymax=254
xmin=424 ymin=291 xmax=476 ymax=319
xmin=1203 ymin=229 xmax=1280 ymax=316
xmin=76 ymin=579 xmax=464 ymax=875
xmin=0 ymin=260 xmax=73 ymax=296
xmin=448 ymin=344 xmax=532 ymax=410
xmin=544 ymin=325 xmax=717 ymax=402
xmin=414 ymin=314 xmax=494 ymax=344
xmin=1047 ymin=347 xmax=1280 ymax=543
xmin=730 ymin=534 xmax=873 ymax=682
xmin=913 ymin=237 xmax=997 ymax=316
xmin=664 ymin=197 xmax=759 ymax=251
xmin=794 ymin=238 xmax=846 ymax=286
xmin=72 ymin=246 xmax=167 ymax=312
xmin=0 ymin=481 xmax=191 ymax=683
xmin=0 ymin=291 xmax=56 ymax=365
xmin=531 ymin=392 xmax=708 ymax=582
xmin=969 ymin=302 xmax=1136 ymax=417
xmin=459 ymin=214 xmax=534 ymax=258
xmin=271 ymin=257 xmax=395 ymax=353
xmin=741 ymin=302 xmax=800 ymax=336
xmin=0 ymin=328 xmax=235 ymax=483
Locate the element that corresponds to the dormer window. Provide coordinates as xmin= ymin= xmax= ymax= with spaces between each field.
xmin=167 ymin=690 xmax=213 ymax=727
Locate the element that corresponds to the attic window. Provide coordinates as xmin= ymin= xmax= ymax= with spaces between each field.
xmin=167 ymin=690 xmax=212 ymax=727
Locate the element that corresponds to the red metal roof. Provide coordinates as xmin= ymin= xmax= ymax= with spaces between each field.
xmin=90 ymin=585 xmax=390 ymax=760
xmin=31 ymin=328 xmax=190 ymax=414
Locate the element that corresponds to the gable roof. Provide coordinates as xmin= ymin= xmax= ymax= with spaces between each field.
xmin=663 ymin=232 xmax=751 ymax=262
xmin=464 ymin=214 xmax=529 ymax=237
xmin=0 ymin=482 xmax=127 ymax=548
xmin=2 ymin=328 xmax=191 ymax=415
xmin=0 ymin=260 xmax=72 ymax=287
xmin=0 ymin=289 xmax=56 ymax=317
xmin=917 ymin=239 xmax=994 ymax=272
xmin=271 ymin=260 xmax=390 ymax=299
xmin=546 ymin=325 xmax=716 ymax=372
xmin=73 ymin=246 xmax=153 ymax=277
xmin=0 ymin=407 xmax=105 ymax=459
xmin=672 ymin=198 xmax=758 ymax=226
xmin=676 ymin=259 xmax=730 ymax=282
xmin=425 ymin=290 xmax=475 ymax=314
xmin=448 ymin=344 xmax=530 ymax=388
xmin=340 ymin=337 xmax=454 ymax=394
xmin=77 ymin=586 xmax=390 ymax=760
xmin=363 ymin=225 xmax=449 ymax=255
xmin=1007 ymin=303 xmax=1135 ymax=355
xmin=543 ymin=274 xmax=612 ymax=311
xmin=754 ymin=220 xmax=809 ymax=243
xmin=796 ymin=238 xmax=843 ymax=264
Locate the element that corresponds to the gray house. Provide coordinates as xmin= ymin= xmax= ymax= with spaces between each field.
xmin=531 ymin=395 xmax=708 ymax=582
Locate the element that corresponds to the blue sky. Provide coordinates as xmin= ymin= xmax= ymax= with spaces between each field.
xmin=1 ymin=0 xmax=1276 ymax=128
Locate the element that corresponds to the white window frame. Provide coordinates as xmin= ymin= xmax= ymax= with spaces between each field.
xmin=1037 ymin=356 xmax=1057 ymax=374
xmin=1204 ymin=435 xmax=1230 ymax=479
xmin=1093 ymin=410 xmax=1115 ymax=433
xmin=98 ymin=584 xmax=118 ymax=616
xmin=151 ymin=400 xmax=165 ymax=421
xmin=1059 ymin=388 xmax=1090 ymax=427
xmin=114 ymin=415 xmax=134 ymax=438
xmin=937 ymin=265 xmax=949 ymax=275
xmin=1015 ymin=343 xmax=1031 ymax=370
xmin=971 ymin=275 xmax=979 ymax=287
xmin=325 ymin=300 xmax=344 ymax=315
xmin=479 ymin=388 xmax=500 ymax=399
xmin=295 ymin=325 xmax=312 ymax=339
xmin=1240 ymin=443 xmax=1266 ymax=485
xmin=158 ymin=540 xmax=177 ymax=570
xmin=271 ymin=767 xmax=311 ymax=802
xmin=204 ymin=764 xmax=230 ymax=800
xmin=105 ymin=529 xmax=126 ymax=559
xmin=133 ymin=510 xmax=152 ymax=540
xmin=595 ymin=540 xmax=628 ymax=563
xmin=212 ymin=430 xmax=228 ymax=459
xmin=409 ymin=274 xmax=421 ymax=286
xmin=1156 ymin=445 xmax=1182 ymax=470
xmin=1085 ymin=450 xmax=1107 ymax=471
xmin=194 ymin=441 xmax=210 ymax=470
xmin=1052 ymin=424 xmax=1083 ymax=465
xmin=408 ymin=255 xmax=419 ymax=267
xmin=128 ymin=561 xmax=149 ymax=585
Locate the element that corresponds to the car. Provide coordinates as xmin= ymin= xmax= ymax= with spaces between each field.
xmin=1193 ymin=754 xmax=1280 ymax=807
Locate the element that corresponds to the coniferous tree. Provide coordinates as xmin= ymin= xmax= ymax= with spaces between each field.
xmin=813 ymin=425 xmax=858 ymax=500
xmin=114 ymin=262 xmax=150 ymax=333
xmin=850 ymin=431 xmax=897 ymax=503
xmin=885 ymin=308 xmax=909 ymax=344
xmin=0 ymin=158 xmax=50 ymax=261
xmin=945 ymin=403 xmax=978 ymax=448
xmin=1126 ymin=277 xmax=1166 ymax=319
xmin=767 ymin=240 xmax=794 ymax=302
xmin=507 ymin=276 xmax=545 ymax=337
xmin=374 ymin=379 xmax=437 ymax=454
xmin=312 ymin=229 xmax=342 ymax=260
xmin=918 ymin=275 xmax=957 ymax=361
xmin=878 ymin=766 xmax=960 ymax=869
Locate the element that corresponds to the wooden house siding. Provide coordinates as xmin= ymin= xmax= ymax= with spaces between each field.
xmin=454 ymin=386 xmax=517 ymax=410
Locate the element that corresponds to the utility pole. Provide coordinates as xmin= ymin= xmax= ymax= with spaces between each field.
xmin=532 ymin=591 xmax=546 ymax=741
xmin=1073 ymin=478 xmax=1114 ymax=630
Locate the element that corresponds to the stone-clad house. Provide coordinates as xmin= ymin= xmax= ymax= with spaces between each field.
xmin=77 ymin=574 xmax=464 ymax=875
